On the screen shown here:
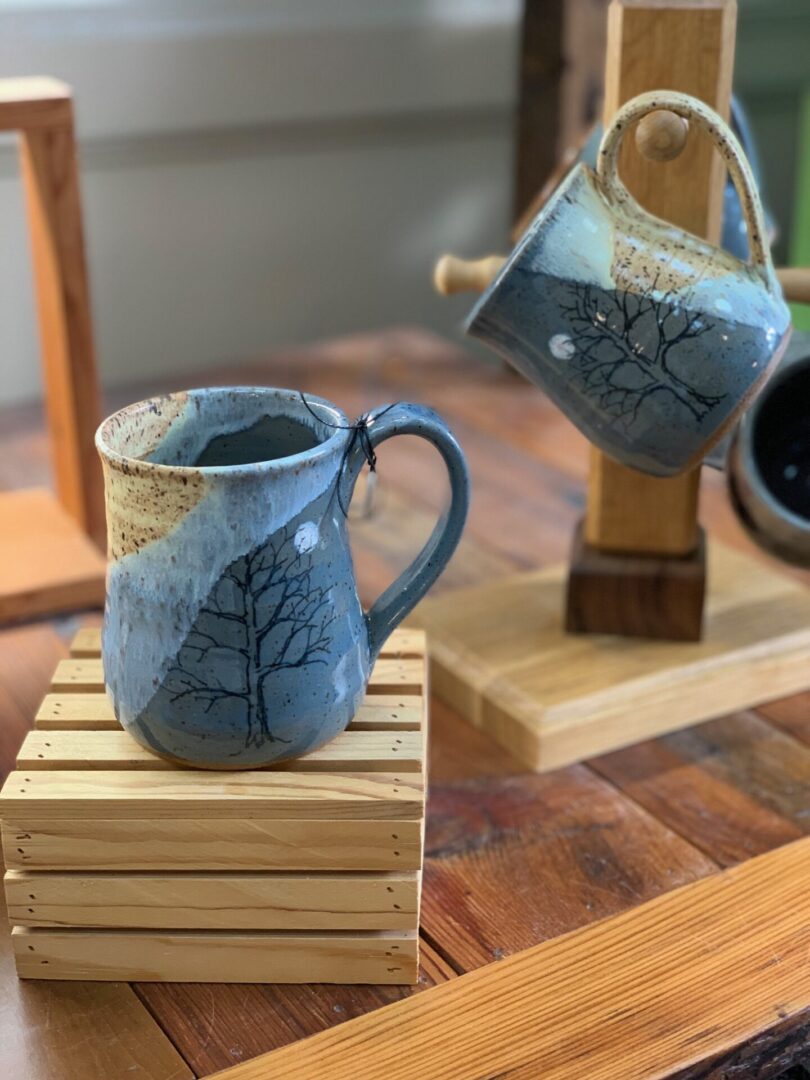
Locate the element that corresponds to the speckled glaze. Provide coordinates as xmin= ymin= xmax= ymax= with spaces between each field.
xmin=96 ymin=387 xmax=468 ymax=768
xmin=572 ymin=96 xmax=775 ymax=262
xmin=728 ymin=332 xmax=810 ymax=567
xmin=467 ymin=91 xmax=792 ymax=477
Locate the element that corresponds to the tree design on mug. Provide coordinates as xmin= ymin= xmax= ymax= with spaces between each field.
xmin=157 ymin=521 xmax=336 ymax=750
xmin=557 ymin=278 xmax=728 ymax=430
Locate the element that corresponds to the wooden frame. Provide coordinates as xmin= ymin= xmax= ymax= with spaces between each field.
xmin=0 ymin=77 xmax=105 ymax=624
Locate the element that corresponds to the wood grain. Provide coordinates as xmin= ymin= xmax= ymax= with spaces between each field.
xmin=5 ymin=868 xmax=420 ymax=930
xmin=566 ymin=518 xmax=706 ymax=639
xmin=3 ymin=817 xmax=423 ymax=872
xmin=208 ymin=838 xmax=810 ymax=1080
xmin=583 ymin=0 xmax=736 ymax=559
xmin=16 ymin=728 xmax=424 ymax=773
xmin=592 ymin=710 xmax=810 ymax=864
xmin=14 ymin=926 xmax=419 ymax=984
xmin=1 ymin=769 xmax=423 ymax=820
xmin=413 ymin=540 xmax=810 ymax=771
xmin=18 ymin=86 xmax=105 ymax=547
xmin=136 ymin=938 xmax=456 ymax=1076
xmin=0 ymin=489 xmax=105 ymax=624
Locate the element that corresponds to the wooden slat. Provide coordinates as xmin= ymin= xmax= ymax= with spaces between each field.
xmin=3 ymin=818 xmax=422 ymax=871
xmin=13 ymin=926 xmax=419 ymax=984
xmin=51 ymin=656 xmax=424 ymax=695
xmin=5 ymin=869 xmax=420 ymax=931
xmin=209 ymin=839 xmax=810 ymax=1080
xmin=15 ymin=728 xmax=423 ymax=773
xmin=0 ymin=769 xmax=422 ymax=820
xmin=35 ymin=692 xmax=424 ymax=731
xmin=68 ymin=625 xmax=426 ymax=660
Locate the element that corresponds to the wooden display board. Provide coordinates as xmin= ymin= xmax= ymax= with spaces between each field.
xmin=0 ymin=627 xmax=427 ymax=983
xmin=0 ymin=78 xmax=106 ymax=624
xmin=425 ymin=0 xmax=810 ymax=769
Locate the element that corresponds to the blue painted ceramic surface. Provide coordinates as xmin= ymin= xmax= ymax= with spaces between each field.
xmin=96 ymin=387 xmax=469 ymax=768
xmin=467 ymin=91 xmax=792 ymax=478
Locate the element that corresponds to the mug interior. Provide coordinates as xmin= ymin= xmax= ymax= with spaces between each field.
xmin=753 ymin=365 xmax=810 ymax=521
xmin=98 ymin=388 xmax=344 ymax=470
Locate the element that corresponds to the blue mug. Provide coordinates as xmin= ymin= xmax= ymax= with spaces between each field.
xmin=96 ymin=386 xmax=469 ymax=768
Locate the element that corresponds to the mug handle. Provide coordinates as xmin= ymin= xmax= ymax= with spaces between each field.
xmin=340 ymin=403 xmax=470 ymax=662
xmin=596 ymin=90 xmax=776 ymax=290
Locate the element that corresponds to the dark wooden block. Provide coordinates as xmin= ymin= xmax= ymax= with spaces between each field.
xmin=565 ymin=518 xmax=706 ymax=641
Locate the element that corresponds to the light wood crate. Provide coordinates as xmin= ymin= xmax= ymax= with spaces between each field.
xmin=0 ymin=627 xmax=427 ymax=984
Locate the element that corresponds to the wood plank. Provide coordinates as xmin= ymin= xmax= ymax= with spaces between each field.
xmin=3 ymin=818 xmax=422 ymax=871
xmin=592 ymin=711 xmax=810 ymax=866
xmin=208 ymin=839 xmax=810 ymax=1080
xmin=51 ymin=655 xmax=424 ymax=695
xmin=15 ymin=728 xmax=423 ymax=773
xmin=583 ymin=0 xmax=736 ymax=558
xmin=758 ymin=693 xmax=810 ymax=747
xmin=68 ymin=624 xmax=426 ymax=660
xmin=413 ymin=541 xmax=810 ymax=771
xmin=136 ymin=938 xmax=455 ymax=1076
xmin=422 ymin=760 xmax=716 ymax=972
xmin=1 ymin=769 xmax=422 ymax=820
xmin=0 ymin=489 xmax=105 ymax=624
xmin=13 ymin=926 xmax=419 ymax=984
xmin=5 ymin=869 xmax=419 ymax=930
xmin=35 ymin=692 xmax=424 ymax=731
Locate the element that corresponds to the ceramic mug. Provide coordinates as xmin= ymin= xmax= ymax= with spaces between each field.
xmin=96 ymin=387 xmax=469 ymax=768
xmin=466 ymin=90 xmax=792 ymax=477
xmin=728 ymin=332 xmax=810 ymax=566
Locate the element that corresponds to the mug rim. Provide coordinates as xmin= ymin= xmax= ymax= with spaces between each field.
xmin=95 ymin=386 xmax=350 ymax=476
xmin=731 ymin=360 xmax=810 ymax=539
xmin=465 ymin=161 xmax=587 ymax=340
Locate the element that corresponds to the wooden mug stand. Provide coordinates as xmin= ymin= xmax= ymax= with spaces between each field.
xmin=415 ymin=0 xmax=810 ymax=772
xmin=0 ymin=78 xmax=106 ymax=624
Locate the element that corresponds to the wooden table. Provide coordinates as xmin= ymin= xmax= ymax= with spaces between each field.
xmin=1 ymin=329 xmax=808 ymax=1079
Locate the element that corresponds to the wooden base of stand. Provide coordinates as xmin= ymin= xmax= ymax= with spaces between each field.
xmin=412 ymin=542 xmax=810 ymax=773
xmin=566 ymin=520 xmax=706 ymax=641
xmin=0 ymin=488 xmax=106 ymax=624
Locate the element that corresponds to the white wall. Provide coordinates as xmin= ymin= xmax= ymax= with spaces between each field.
xmin=0 ymin=1 xmax=520 ymax=405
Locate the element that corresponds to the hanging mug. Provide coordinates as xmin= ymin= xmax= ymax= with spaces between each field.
xmin=97 ymin=387 xmax=469 ymax=768
xmin=465 ymin=90 xmax=792 ymax=477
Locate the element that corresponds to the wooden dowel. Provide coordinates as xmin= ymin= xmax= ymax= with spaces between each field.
xmin=434 ymin=255 xmax=810 ymax=307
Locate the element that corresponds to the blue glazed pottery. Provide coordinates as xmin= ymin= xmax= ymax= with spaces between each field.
xmin=466 ymin=90 xmax=791 ymax=478
xmin=96 ymin=387 xmax=469 ymax=768
xmin=728 ymin=331 xmax=810 ymax=567
xmin=572 ymin=96 xmax=775 ymax=262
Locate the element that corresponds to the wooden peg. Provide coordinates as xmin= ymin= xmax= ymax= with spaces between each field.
xmin=635 ymin=110 xmax=689 ymax=162
xmin=777 ymin=267 xmax=810 ymax=306
xmin=434 ymin=254 xmax=506 ymax=296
